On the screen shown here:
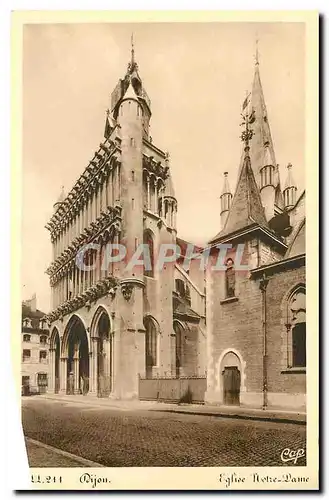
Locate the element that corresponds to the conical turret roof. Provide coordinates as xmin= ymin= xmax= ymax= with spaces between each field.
xmin=284 ymin=163 xmax=297 ymax=190
xmin=221 ymin=172 xmax=231 ymax=196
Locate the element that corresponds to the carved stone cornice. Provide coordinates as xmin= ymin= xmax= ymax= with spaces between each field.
xmin=45 ymin=141 xmax=121 ymax=236
xmin=143 ymin=155 xmax=168 ymax=181
xmin=45 ymin=276 xmax=119 ymax=324
xmin=46 ymin=208 xmax=122 ymax=278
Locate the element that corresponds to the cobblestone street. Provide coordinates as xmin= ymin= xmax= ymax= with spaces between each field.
xmin=22 ymin=398 xmax=306 ymax=467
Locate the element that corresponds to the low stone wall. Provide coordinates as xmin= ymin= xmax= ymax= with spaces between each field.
xmin=139 ymin=376 xmax=206 ymax=403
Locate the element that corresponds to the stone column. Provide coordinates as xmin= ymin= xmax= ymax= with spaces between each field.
xmin=161 ymin=187 xmax=165 ymax=217
xmin=154 ymin=180 xmax=158 ymax=213
xmin=147 ymin=177 xmax=150 ymax=210
xmin=48 ymin=348 xmax=55 ymax=393
xmin=59 ymin=357 xmax=67 ymax=393
xmin=73 ymin=353 xmax=80 ymax=394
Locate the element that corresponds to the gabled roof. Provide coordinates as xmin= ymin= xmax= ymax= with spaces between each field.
xmin=210 ymin=146 xmax=268 ymax=242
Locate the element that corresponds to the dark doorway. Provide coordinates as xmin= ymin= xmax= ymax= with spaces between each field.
xmin=66 ymin=317 xmax=90 ymax=395
xmin=37 ymin=373 xmax=48 ymax=394
xmin=222 ymin=366 xmax=241 ymax=405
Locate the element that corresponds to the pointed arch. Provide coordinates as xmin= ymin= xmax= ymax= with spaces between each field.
xmin=90 ymin=305 xmax=112 ymax=339
xmin=90 ymin=305 xmax=113 ymax=397
xmin=144 ymin=315 xmax=160 ymax=377
xmin=50 ymin=326 xmax=60 ymax=350
xmin=61 ymin=314 xmax=89 ymax=357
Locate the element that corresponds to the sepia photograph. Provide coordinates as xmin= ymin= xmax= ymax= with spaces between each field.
xmin=12 ymin=11 xmax=318 ymax=490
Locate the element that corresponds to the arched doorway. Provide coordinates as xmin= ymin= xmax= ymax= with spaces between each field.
xmin=221 ymin=351 xmax=241 ymax=406
xmin=96 ymin=311 xmax=112 ymax=398
xmin=64 ymin=316 xmax=90 ymax=395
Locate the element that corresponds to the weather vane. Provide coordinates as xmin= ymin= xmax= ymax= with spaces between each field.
xmin=240 ymin=90 xmax=255 ymax=147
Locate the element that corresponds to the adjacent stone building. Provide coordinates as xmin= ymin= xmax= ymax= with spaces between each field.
xmin=205 ymin=56 xmax=306 ymax=410
xmin=22 ymin=294 xmax=49 ymax=394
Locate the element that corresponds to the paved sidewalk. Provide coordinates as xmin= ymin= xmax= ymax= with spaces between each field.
xmin=32 ymin=394 xmax=306 ymax=425
xmin=25 ymin=438 xmax=103 ymax=467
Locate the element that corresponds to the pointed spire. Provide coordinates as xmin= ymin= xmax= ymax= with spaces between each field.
xmin=220 ymin=172 xmax=232 ymax=229
xmin=263 ymin=142 xmax=273 ymax=167
xmin=221 ymin=171 xmax=231 ymax=196
xmin=242 ymin=50 xmax=278 ymax=188
xmin=284 ymin=163 xmax=296 ymax=190
xmin=53 ymin=185 xmax=66 ymax=211
xmin=164 ymin=153 xmax=176 ymax=199
xmin=212 ymin=145 xmax=268 ymax=240
xmin=57 ymin=185 xmax=65 ymax=203
xmin=127 ymin=33 xmax=138 ymax=75
xmin=283 ymin=163 xmax=297 ymax=209
xmin=255 ymin=38 xmax=259 ymax=66
xmin=131 ymin=32 xmax=135 ymax=66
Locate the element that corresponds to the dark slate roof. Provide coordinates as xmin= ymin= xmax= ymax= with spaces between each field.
xmin=173 ymin=295 xmax=200 ymax=321
xmin=210 ymin=147 xmax=268 ymax=243
xmin=22 ymin=304 xmax=46 ymax=319
xmin=285 ymin=218 xmax=306 ymax=259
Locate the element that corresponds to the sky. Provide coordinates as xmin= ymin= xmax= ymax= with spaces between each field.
xmin=22 ymin=22 xmax=305 ymax=313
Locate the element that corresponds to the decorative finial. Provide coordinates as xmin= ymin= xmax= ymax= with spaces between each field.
xmin=255 ymin=38 xmax=259 ymax=66
xmin=240 ymin=90 xmax=255 ymax=149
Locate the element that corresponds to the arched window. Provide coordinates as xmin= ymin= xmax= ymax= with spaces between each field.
xmin=143 ymin=230 xmax=154 ymax=278
xmin=288 ymin=287 xmax=306 ymax=368
xmin=225 ymin=259 xmax=235 ymax=298
xmin=173 ymin=321 xmax=185 ymax=378
xmin=144 ymin=317 xmax=158 ymax=377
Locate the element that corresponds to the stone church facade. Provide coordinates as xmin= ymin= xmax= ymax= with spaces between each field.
xmin=44 ymin=46 xmax=206 ymax=400
xmin=44 ymin=46 xmax=305 ymax=409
